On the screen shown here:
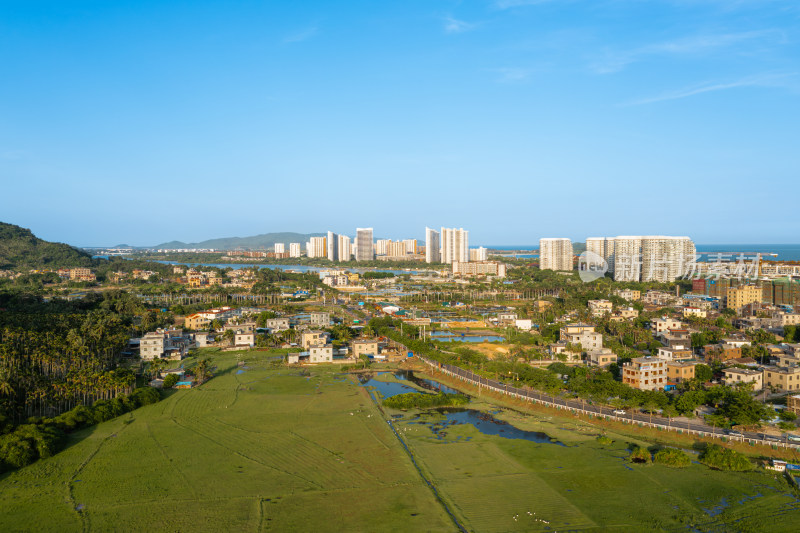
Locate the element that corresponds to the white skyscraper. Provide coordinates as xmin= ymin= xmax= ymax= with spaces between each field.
xmin=440 ymin=227 xmax=468 ymax=264
xmin=641 ymin=236 xmax=695 ymax=282
xmin=469 ymin=247 xmax=488 ymax=262
xmin=425 ymin=227 xmax=441 ymax=264
xmin=586 ymin=237 xmax=616 ymax=274
xmin=307 ymin=236 xmax=326 ymax=259
xmin=611 ymin=236 xmax=695 ymax=282
xmin=355 ymin=228 xmax=374 ymax=261
xmin=375 ymin=239 xmax=391 ymax=256
xmin=612 ymin=236 xmax=643 ymax=281
xmin=337 ymin=235 xmax=351 ymax=262
xmin=539 ymin=238 xmax=573 ymax=271
xmin=274 ymin=243 xmax=285 ymax=254
xmin=289 ymin=243 xmax=301 ymax=258
xmin=327 ymin=231 xmax=338 ymax=261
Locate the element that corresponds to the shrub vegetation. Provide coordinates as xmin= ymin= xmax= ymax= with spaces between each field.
xmin=654 ymin=448 xmax=691 ymax=468
xmin=699 ymin=444 xmax=754 ymax=471
xmin=383 ymin=392 xmax=469 ymax=410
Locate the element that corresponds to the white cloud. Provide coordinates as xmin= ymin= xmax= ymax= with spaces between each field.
xmin=625 ymin=71 xmax=797 ymax=105
xmin=283 ymin=26 xmax=318 ymax=44
xmin=592 ymin=30 xmax=785 ymax=74
xmin=443 ymin=16 xmax=476 ymax=34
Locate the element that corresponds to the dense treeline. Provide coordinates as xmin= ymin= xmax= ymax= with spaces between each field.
xmin=0 ymin=290 xmax=162 ymax=425
xmin=0 ymin=386 xmax=160 ymax=472
xmin=383 ymin=392 xmax=469 ymax=410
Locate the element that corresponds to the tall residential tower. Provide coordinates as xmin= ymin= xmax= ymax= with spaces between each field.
xmin=539 ymin=238 xmax=573 ymax=271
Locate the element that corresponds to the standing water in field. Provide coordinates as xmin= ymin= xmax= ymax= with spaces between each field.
xmin=392 ymin=370 xmax=461 ymax=395
xmin=413 ymin=408 xmax=567 ymax=445
xmin=357 ymin=372 xmax=421 ymax=398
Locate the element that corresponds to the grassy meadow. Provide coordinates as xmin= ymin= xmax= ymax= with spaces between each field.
xmin=2 ymin=351 xmax=799 ymax=532
xmin=0 ymin=351 xmax=456 ymax=532
xmin=392 ymin=401 xmax=800 ymax=532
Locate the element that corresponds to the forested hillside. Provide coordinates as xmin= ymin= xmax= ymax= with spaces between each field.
xmin=0 ymin=222 xmax=93 ymax=269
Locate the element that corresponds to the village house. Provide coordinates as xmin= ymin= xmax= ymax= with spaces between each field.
xmin=622 ymin=356 xmax=668 ymax=391
xmin=614 ymin=289 xmax=641 ymax=301
xmin=352 ymin=339 xmax=380 ymax=358
xmin=265 ymin=317 xmax=291 ymax=332
xmin=610 ymin=307 xmax=639 ymax=322
xmin=559 ymin=323 xmax=603 ymax=351
xmin=301 ymin=331 xmax=330 ymax=349
xmin=309 ymin=344 xmax=334 ymax=363
xmin=651 ymin=317 xmax=684 ymax=334
xmin=763 ymin=366 xmax=800 ymax=392
xmin=234 ymin=331 xmax=255 ymax=347
xmin=683 ymin=307 xmax=707 ymax=319
xmin=666 ymin=361 xmax=696 ymax=383
xmin=138 ymin=329 xmax=191 ymax=361
xmin=657 ymin=346 xmax=693 ymax=361
xmin=309 ymin=312 xmax=331 ymax=326
xmin=586 ymin=348 xmax=617 ymax=367
xmin=787 ymin=395 xmax=800 ymax=417
xmin=703 ymin=343 xmax=742 ymax=363
xmin=588 ymin=299 xmax=613 ymax=317
xmin=723 ymin=368 xmax=763 ymax=391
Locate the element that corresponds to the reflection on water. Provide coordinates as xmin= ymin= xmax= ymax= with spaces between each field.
xmin=413 ymin=408 xmax=566 ymax=445
xmin=357 ymin=372 xmax=420 ymax=398
xmin=392 ymin=370 xmax=461 ymax=395
xmin=429 ymin=331 xmax=505 ymax=343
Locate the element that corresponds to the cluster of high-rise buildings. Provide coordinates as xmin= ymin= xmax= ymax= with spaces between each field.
xmin=539 ymin=236 xmax=696 ymax=282
xmin=268 ymin=227 xmax=488 ymax=265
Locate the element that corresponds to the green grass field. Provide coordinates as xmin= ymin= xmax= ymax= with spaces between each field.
xmin=2 ymin=353 xmax=800 ymax=532
xmin=390 ymin=398 xmax=800 ymax=532
xmin=0 ymin=352 xmax=456 ymax=532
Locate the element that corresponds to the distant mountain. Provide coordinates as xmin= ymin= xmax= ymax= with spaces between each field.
xmin=0 ymin=222 xmax=93 ymax=269
xmin=151 ymin=232 xmax=327 ymax=250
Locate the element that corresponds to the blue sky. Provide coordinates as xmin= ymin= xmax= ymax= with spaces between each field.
xmin=1 ymin=0 xmax=798 ymax=246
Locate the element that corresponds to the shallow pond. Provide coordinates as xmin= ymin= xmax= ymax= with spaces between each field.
xmin=392 ymin=370 xmax=461 ymax=395
xmin=357 ymin=372 xmax=421 ymax=398
xmin=430 ymin=332 xmax=505 ymax=343
xmin=414 ymin=408 xmax=566 ymax=445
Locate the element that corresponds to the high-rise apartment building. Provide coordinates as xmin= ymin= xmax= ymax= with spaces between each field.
xmin=611 ymin=236 xmax=695 ymax=282
xmin=386 ymin=241 xmax=407 ymax=258
xmin=337 ymin=235 xmax=351 ymax=262
xmin=469 ymin=247 xmax=488 ymax=262
xmin=355 ymin=228 xmax=374 ymax=261
xmin=403 ymin=239 xmax=417 ymax=255
xmin=441 ymin=228 xmax=469 ymax=264
xmin=641 ymin=236 xmax=695 ymax=283
xmin=326 ymin=231 xmax=338 ymax=261
xmin=375 ymin=239 xmax=391 ymax=256
xmin=274 ymin=243 xmax=285 ymax=254
xmin=425 ymin=227 xmax=441 ymax=264
xmin=307 ymin=236 xmax=327 ymax=259
xmin=289 ymin=243 xmax=301 ymax=258
xmin=539 ymin=238 xmax=573 ymax=271
xmin=586 ymin=237 xmax=615 ymax=273
xmin=613 ymin=236 xmax=643 ymax=281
